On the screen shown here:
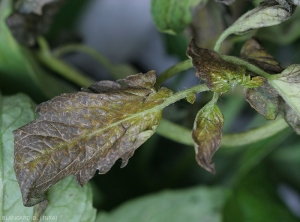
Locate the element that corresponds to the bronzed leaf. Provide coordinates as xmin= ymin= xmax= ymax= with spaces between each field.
xmin=14 ymin=71 xmax=173 ymax=207
xmin=280 ymin=100 xmax=300 ymax=135
xmin=187 ymin=39 xmax=264 ymax=93
xmin=240 ymin=38 xmax=282 ymax=74
xmin=241 ymin=38 xmax=281 ymax=119
xmin=192 ymin=100 xmax=224 ymax=173
xmin=6 ymin=0 xmax=66 ymax=46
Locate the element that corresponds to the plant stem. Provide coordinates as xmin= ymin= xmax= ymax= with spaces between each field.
xmin=158 ymin=84 xmax=209 ymax=109
xmin=220 ymin=54 xmax=273 ymax=79
xmin=214 ymin=27 xmax=233 ymax=52
xmin=36 ymin=37 xmax=94 ymax=87
xmin=52 ymin=44 xmax=123 ymax=80
xmin=156 ymin=117 xmax=289 ymax=147
xmin=155 ymin=59 xmax=193 ymax=89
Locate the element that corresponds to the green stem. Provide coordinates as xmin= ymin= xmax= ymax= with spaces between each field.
xmin=220 ymin=54 xmax=273 ymax=79
xmin=36 ymin=37 xmax=94 ymax=87
xmin=52 ymin=44 xmax=123 ymax=80
xmin=156 ymin=117 xmax=289 ymax=147
xmin=158 ymin=84 xmax=209 ymax=109
xmin=155 ymin=59 xmax=193 ymax=89
xmin=214 ymin=26 xmax=234 ymax=52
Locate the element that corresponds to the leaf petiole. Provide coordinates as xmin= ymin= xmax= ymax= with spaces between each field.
xmin=156 ymin=117 xmax=289 ymax=147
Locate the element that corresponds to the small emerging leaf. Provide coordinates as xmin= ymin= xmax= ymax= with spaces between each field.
xmin=269 ymin=64 xmax=300 ymax=118
xmin=14 ymin=71 xmax=173 ymax=206
xmin=226 ymin=0 xmax=292 ymax=35
xmin=150 ymin=0 xmax=206 ymax=34
xmin=192 ymin=100 xmax=224 ymax=173
xmin=187 ymin=39 xmax=264 ymax=93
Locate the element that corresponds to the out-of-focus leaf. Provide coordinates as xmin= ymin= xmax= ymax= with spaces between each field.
xmin=192 ymin=100 xmax=224 ymax=174
xmin=0 ymin=93 xmax=96 ymax=221
xmin=150 ymin=0 xmax=207 ymax=34
xmin=6 ymin=0 xmax=65 ymax=46
xmin=96 ymin=186 xmax=227 ymax=222
xmin=214 ymin=0 xmax=236 ymax=5
xmin=187 ymin=39 xmax=264 ymax=93
xmin=0 ymin=0 xmax=75 ymax=101
xmin=190 ymin=0 xmax=231 ymax=51
xmin=223 ymin=168 xmax=299 ymax=222
xmin=14 ymin=71 xmax=173 ymax=207
xmin=280 ymin=101 xmax=300 ymax=134
xmin=241 ymin=38 xmax=281 ymax=119
xmin=224 ymin=0 xmax=292 ymax=36
xmin=269 ymin=64 xmax=300 ymax=118
xmin=16 ymin=0 xmax=58 ymax=15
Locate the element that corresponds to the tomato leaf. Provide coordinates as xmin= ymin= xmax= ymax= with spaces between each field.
xmin=269 ymin=64 xmax=300 ymax=118
xmin=225 ymin=0 xmax=292 ymax=36
xmin=14 ymin=71 xmax=173 ymax=207
xmin=187 ymin=39 xmax=264 ymax=94
xmin=150 ymin=0 xmax=206 ymax=34
xmin=241 ymin=38 xmax=281 ymax=120
xmin=192 ymin=100 xmax=224 ymax=173
xmin=6 ymin=0 xmax=66 ymax=45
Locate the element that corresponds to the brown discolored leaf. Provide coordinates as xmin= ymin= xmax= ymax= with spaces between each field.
xmin=14 ymin=71 xmax=173 ymax=207
xmin=240 ymin=38 xmax=282 ymax=74
xmin=6 ymin=0 xmax=66 ymax=46
xmin=187 ymin=39 xmax=264 ymax=94
xmin=241 ymin=38 xmax=282 ymax=119
xmin=280 ymin=99 xmax=300 ymax=135
xmin=192 ymin=100 xmax=224 ymax=174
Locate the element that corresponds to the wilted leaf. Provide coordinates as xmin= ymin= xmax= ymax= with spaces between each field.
xmin=224 ymin=0 xmax=292 ymax=36
xmin=96 ymin=186 xmax=227 ymax=222
xmin=14 ymin=71 xmax=173 ymax=207
xmin=6 ymin=0 xmax=66 ymax=45
xmin=268 ymin=64 xmax=300 ymax=118
xmin=192 ymin=100 xmax=224 ymax=173
xmin=241 ymin=38 xmax=281 ymax=119
xmin=150 ymin=0 xmax=206 ymax=34
xmin=187 ymin=39 xmax=264 ymax=93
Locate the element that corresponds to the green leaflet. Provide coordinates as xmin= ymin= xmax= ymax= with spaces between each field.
xmin=151 ymin=0 xmax=207 ymax=34
xmin=214 ymin=0 xmax=293 ymax=51
xmin=187 ymin=39 xmax=264 ymax=94
xmin=14 ymin=71 xmax=173 ymax=207
xmin=225 ymin=0 xmax=292 ymax=35
xmin=0 ymin=93 xmax=96 ymax=221
xmin=192 ymin=99 xmax=224 ymax=173
xmin=96 ymin=186 xmax=227 ymax=222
